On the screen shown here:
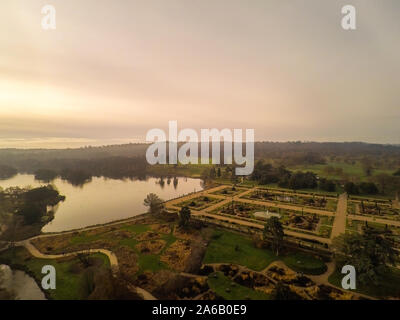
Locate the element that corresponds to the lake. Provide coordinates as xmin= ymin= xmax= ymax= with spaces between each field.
xmin=0 ymin=174 xmax=203 ymax=232
xmin=0 ymin=264 xmax=46 ymax=300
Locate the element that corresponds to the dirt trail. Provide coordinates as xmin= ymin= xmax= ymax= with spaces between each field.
xmin=330 ymin=193 xmax=347 ymax=239
xmin=6 ymin=239 xmax=156 ymax=300
xmin=16 ymin=239 xmax=119 ymax=274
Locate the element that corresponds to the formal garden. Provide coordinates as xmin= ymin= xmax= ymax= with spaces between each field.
xmin=348 ymin=200 xmax=400 ymax=221
xmin=241 ymin=189 xmax=337 ymax=212
xmin=209 ymin=201 xmax=331 ymax=238
xmin=175 ymin=195 xmax=224 ymax=210
xmin=209 ymin=186 xmax=248 ymax=197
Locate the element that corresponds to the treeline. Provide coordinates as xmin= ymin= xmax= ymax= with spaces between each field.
xmin=250 ymin=161 xmax=326 ymax=191
xmin=250 ymin=160 xmax=380 ymax=193
xmin=2 ymin=156 xmax=149 ymax=186
xmin=19 ymin=186 xmax=66 ymax=224
xmin=0 ymin=185 xmax=65 ymax=240
xmin=250 ymin=160 xmax=400 ymax=195
xmin=344 ymin=182 xmax=378 ymax=195
xmin=0 ymin=165 xmax=17 ymax=180
xmin=2 ymin=141 xmax=400 ymax=169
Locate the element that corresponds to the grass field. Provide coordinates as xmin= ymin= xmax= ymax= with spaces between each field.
xmin=176 ymin=195 xmax=223 ymax=210
xmin=203 ymin=230 xmax=277 ymax=271
xmin=281 ymin=252 xmax=327 ymax=275
xmin=288 ymin=161 xmax=395 ymax=181
xmin=203 ymin=230 xmax=327 ymax=274
xmin=147 ymin=163 xmax=213 ymax=178
xmin=207 ymin=271 xmax=271 ymax=300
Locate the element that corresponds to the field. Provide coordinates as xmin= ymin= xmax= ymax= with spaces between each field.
xmin=288 ymin=161 xmax=396 ymax=182
xmin=203 ymin=230 xmax=327 ymax=275
xmin=241 ymin=189 xmax=338 ymax=212
xmin=30 ymin=217 xmax=185 ymax=278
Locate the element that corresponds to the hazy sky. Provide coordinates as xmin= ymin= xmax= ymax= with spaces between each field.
xmin=1 ymin=0 xmax=399 ymax=148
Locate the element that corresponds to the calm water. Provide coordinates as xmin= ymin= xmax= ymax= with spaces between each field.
xmin=0 ymin=174 xmax=203 ymax=232
xmin=0 ymin=264 xmax=45 ymax=300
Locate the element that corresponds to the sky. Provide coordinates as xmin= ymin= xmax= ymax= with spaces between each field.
xmin=0 ymin=0 xmax=399 ymax=148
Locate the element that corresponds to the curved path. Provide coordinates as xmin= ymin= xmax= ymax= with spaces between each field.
xmin=1 ymin=236 xmax=156 ymax=300
xmin=16 ymin=240 xmax=119 ymax=274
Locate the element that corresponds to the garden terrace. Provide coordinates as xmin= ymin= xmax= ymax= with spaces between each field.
xmin=209 ymin=186 xmax=249 ymax=197
xmin=208 ymin=201 xmax=332 ymax=239
xmin=348 ymin=200 xmax=400 ymax=221
xmin=175 ymin=195 xmax=224 ymax=211
xmin=346 ymin=218 xmax=400 ymax=248
xmin=241 ymin=189 xmax=337 ymax=212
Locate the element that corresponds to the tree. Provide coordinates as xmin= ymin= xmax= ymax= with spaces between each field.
xmin=344 ymin=182 xmax=359 ymax=195
xmin=359 ymin=182 xmax=378 ymax=195
xmin=0 ymin=165 xmax=17 ymax=180
xmin=263 ymin=217 xmax=284 ymax=256
xmin=371 ymin=173 xmax=394 ymax=195
xmin=34 ymin=169 xmax=58 ymax=182
xmin=20 ymin=203 xmax=44 ymax=224
xmin=319 ymin=178 xmax=336 ymax=192
xmin=361 ymin=158 xmax=374 ymax=177
xmin=178 ymin=206 xmax=191 ymax=229
xmin=332 ymin=229 xmax=397 ymax=285
xmin=143 ymin=193 xmax=164 ymax=215
xmin=209 ymin=167 xmax=216 ymax=179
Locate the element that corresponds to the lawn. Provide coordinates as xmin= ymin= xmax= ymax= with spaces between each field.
xmin=328 ymin=267 xmax=400 ymax=299
xmin=208 ymin=272 xmax=271 ymax=300
xmin=203 ymin=230 xmax=277 ymax=271
xmin=204 ymin=230 xmax=328 ymax=275
xmin=281 ymin=252 xmax=327 ymax=275
xmin=137 ymin=254 xmax=168 ymax=274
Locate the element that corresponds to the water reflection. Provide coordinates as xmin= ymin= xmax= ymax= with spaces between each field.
xmin=0 ymin=174 xmax=203 ymax=232
xmin=0 ymin=265 xmax=45 ymax=300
